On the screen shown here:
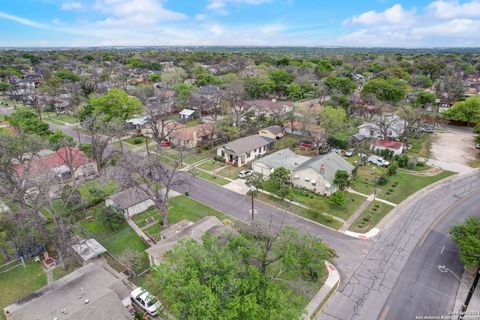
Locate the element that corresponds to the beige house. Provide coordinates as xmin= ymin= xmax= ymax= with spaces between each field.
xmin=146 ymin=216 xmax=229 ymax=266
xmin=216 ymin=135 xmax=274 ymax=167
xmin=252 ymin=149 xmax=309 ymax=178
xmin=292 ymin=152 xmax=354 ymax=195
xmin=170 ymin=123 xmax=214 ymax=148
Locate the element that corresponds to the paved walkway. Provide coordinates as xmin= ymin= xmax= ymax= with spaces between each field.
xmin=304 ymin=261 xmax=340 ymax=319
xmin=340 ymin=197 xmax=373 ymax=232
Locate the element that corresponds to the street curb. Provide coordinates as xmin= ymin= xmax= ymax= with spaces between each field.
xmin=305 ymin=261 xmax=340 ymax=320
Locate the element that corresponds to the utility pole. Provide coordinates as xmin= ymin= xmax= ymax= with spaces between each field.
xmin=460 ymin=263 xmax=480 ymax=320
xmin=251 ymin=189 xmax=255 ymax=221
xmin=76 ymin=124 xmax=81 ymax=145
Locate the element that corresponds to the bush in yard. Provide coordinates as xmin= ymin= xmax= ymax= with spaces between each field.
xmin=213 ymin=155 xmax=226 ymax=162
xmin=132 ymin=137 xmax=144 ymax=145
xmin=96 ymin=205 xmax=124 ymax=231
xmin=387 ymin=162 xmax=398 ymax=176
xmin=334 ymin=170 xmax=351 ymax=191
xmin=397 ymin=155 xmax=410 ymax=168
xmin=118 ymin=249 xmax=145 ymax=277
xmin=330 ymin=191 xmax=346 ymax=207
xmin=270 ymin=167 xmax=291 ymax=187
xmin=407 ymin=157 xmax=418 ymax=170
xmin=378 ymin=174 xmax=389 ymax=186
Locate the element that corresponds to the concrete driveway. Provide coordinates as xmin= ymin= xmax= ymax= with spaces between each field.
xmin=223 ymin=178 xmax=250 ymax=195
xmin=429 ymin=126 xmax=478 ymax=173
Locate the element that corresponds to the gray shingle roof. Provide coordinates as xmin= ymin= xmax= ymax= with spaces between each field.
xmin=253 ymin=148 xmax=310 ymax=172
xmin=262 ymin=125 xmax=283 ymax=135
xmin=222 ymin=135 xmax=272 ymax=156
xmin=294 ymin=152 xmax=354 ymax=184
xmin=106 ymin=186 xmax=150 ymax=210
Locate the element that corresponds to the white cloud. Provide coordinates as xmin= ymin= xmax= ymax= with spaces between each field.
xmin=207 ymin=0 xmax=271 ymax=14
xmin=61 ymin=2 xmax=84 ymax=11
xmin=94 ymin=0 xmax=187 ymax=25
xmin=427 ymin=0 xmax=480 ymax=19
xmin=346 ymin=4 xmax=416 ymax=26
xmin=0 ymin=11 xmax=47 ymax=28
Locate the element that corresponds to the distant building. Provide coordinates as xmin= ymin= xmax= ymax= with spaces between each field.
xmin=258 ymin=125 xmax=284 ymax=140
xmin=179 ymin=108 xmax=197 ymax=121
xmin=4 ymin=262 xmax=134 ymax=320
xmin=217 ymin=135 xmax=274 ymax=167
xmin=358 ymin=115 xmax=406 ymax=139
xmin=246 ymin=99 xmax=294 ymax=117
xmin=170 ymin=123 xmax=214 ymax=148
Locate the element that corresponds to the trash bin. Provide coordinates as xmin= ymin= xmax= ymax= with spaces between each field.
xmin=184 ymin=191 xmax=189 ymax=197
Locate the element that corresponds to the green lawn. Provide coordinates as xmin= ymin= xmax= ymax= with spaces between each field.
xmin=351 ymin=165 xmax=386 ymax=195
xmin=274 ymin=134 xmax=301 ymax=150
xmin=262 ymin=181 xmax=366 ymax=220
xmin=80 ymin=218 xmax=149 ymax=271
xmin=0 ymin=262 xmax=47 ymax=319
xmin=255 ymin=192 xmax=343 ymax=230
xmin=124 ymin=135 xmax=152 ymax=146
xmin=41 ymin=112 xmax=79 ymax=124
xmin=158 ymin=155 xmax=185 ymax=168
xmin=77 ymin=180 xmax=118 ymax=204
xmin=217 ymin=165 xmax=245 ymax=179
xmin=197 ymin=159 xmax=225 ymax=171
xmin=135 ymin=196 xmax=227 ymax=240
xmin=194 ymin=170 xmax=230 ymax=185
xmin=349 ymin=201 xmax=394 ymax=233
xmin=183 ymin=119 xmax=203 ymax=128
xmin=377 ymin=171 xmax=454 ymax=204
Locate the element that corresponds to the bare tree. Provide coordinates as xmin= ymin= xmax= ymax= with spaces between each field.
xmin=113 ymin=151 xmax=187 ymax=227
xmin=82 ymin=115 xmax=123 ymax=173
xmin=223 ymin=79 xmax=250 ymax=127
xmin=144 ymin=91 xmax=178 ymax=146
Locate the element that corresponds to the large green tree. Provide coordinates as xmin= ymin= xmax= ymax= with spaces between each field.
xmin=450 ymin=217 xmax=480 ymax=266
xmin=442 ymin=97 xmax=480 ymax=127
xmin=152 ymin=227 xmax=335 ymax=319
xmin=361 ymin=77 xmax=407 ymax=103
xmin=7 ymin=108 xmax=50 ymax=136
xmin=82 ymin=88 xmax=143 ymax=121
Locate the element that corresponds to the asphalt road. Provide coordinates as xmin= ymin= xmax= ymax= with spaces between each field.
xmin=319 ymin=172 xmax=480 ymax=320
xmin=382 ymin=189 xmax=480 ymax=320
xmin=175 ymin=174 xmax=371 ymax=281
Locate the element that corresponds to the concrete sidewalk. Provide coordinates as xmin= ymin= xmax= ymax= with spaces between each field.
xmin=304 ymin=261 xmax=340 ymax=320
xmin=453 ymin=269 xmax=480 ymax=318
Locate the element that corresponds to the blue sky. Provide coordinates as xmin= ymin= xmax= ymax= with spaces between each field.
xmin=1 ymin=0 xmax=480 ymax=47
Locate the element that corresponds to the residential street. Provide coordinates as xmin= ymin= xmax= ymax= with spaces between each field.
xmin=319 ymin=171 xmax=480 ymax=320
xmin=381 ymin=189 xmax=480 ymax=320
xmin=175 ymin=175 xmax=372 ymax=280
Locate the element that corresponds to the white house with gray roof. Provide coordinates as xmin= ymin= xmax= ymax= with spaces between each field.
xmin=291 ymin=152 xmax=354 ymax=195
xmin=217 ymin=135 xmax=274 ymax=167
xmin=252 ymin=149 xmax=309 ymax=178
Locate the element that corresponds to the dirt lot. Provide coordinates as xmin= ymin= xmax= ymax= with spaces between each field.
xmin=429 ymin=126 xmax=479 ymax=173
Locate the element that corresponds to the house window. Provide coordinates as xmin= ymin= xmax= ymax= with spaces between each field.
xmin=370 ymin=130 xmax=374 ymax=136
xmin=247 ymin=152 xmax=251 ymax=158
xmin=311 ymin=179 xmax=316 ymax=185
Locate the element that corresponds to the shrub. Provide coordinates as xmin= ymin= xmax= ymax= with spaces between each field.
xmin=378 ymin=174 xmax=389 ymax=186
xmin=213 ymin=155 xmax=226 ymax=162
xmin=407 ymin=158 xmax=418 ymax=170
xmin=96 ymin=205 xmax=124 ymax=231
xmin=329 ymin=191 xmax=346 ymax=207
xmin=397 ymin=155 xmax=410 ymax=168
xmin=387 ymin=162 xmax=398 ymax=176
xmin=324 ymin=215 xmax=333 ymax=223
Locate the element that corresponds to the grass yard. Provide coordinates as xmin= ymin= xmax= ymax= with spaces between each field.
xmin=406 ymin=133 xmax=433 ymax=158
xmin=217 ymin=165 xmax=245 ymax=179
xmin=197 ymin=159 xmax=225 ymax=171
xmin=158 ymin=155 xmax=185 ymax=168
xmin=124 ymin=135 xmax=152 ymax=146
xmin=77 ymin=180 xmax=118 ymax=204
xmin=80 ymin=218 xmax=149 ymax=271
xmin=351 ymin=165 xmax=387 ymax=195
xmin=41 ymin=112 xmax=79 ymax=124
xmin=138 ymin=196 xmax=227 ymax=239
xmin=469 ymin=153 xmax=480 ymax=168
xmin=183 ymin=119 xmax=203 ymax=128
xmin=163 ymin=148 xmax=215 ymax=165
xmin=254 ymin=192 xmax=343 ymax=230
xmin=261 ymin=180 xmax=366 ymax=220
xmin=377 ymin=171 xmax=454 ymax=204
xmin=274 ymin=134 xmax=301 ymax=150
xmin=0 ymin=262 xmax=47 ymax=319
xmin=349 ymin=201 xmax=394 ymax=233
xmin=194 ymin=170 xmax=230 ymax=185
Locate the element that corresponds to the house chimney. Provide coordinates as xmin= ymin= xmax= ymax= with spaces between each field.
xmin=320 ymin=164 xmax=326 ymax=176
xmin=271 ymin=98 xmax=277 ymax=103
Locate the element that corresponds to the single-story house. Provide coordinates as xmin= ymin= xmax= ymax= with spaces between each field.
xmin=170 ymin=123 xmax=214 ymax=148
xmin=4 ymin=262 xmax=134 ymax=320
xmin=105 ymin=186 xmax=154 ymax=218
xmin=179 ymin=109 xmax=197 ymax=121
xmin=217 ymin=135 xmax=274 ymax=167
xmin=16 ymin=147 xmax=97 ymax=182
xmin=370 ymin=139 xmax=404 ymax=156
xmin=246 ymin=99 xmax=294 ymax=117
xmin=292 ymin=152 xmax=354 ymax=195
xmin=358 ymin=115 xmax=406 ymax=139
xmin=252 ymin=149 xmax=310 ymax=178
xmin=126 ymin=116 xmax=149 ymax=131
xmin=259 ymin=125 xmax=284 ymax=140
xmin=146 ymin=216 xmax=229 ymax=265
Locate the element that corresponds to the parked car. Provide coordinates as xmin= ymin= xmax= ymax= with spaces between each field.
xmin=299 ymin=142 xmax=313 ymax=150
xmin=345 ymin=148 xmax=357 ymax=157
xmin=331 ymin=148 xmax=342 ymax=155
xmin=160 ymin=140 xmax=171 ymax=147
xmin=368 ymin=155 xmax=390 ymax=167
xmin=130 ymin=287 xmax=163 ymax=316
xmin=238 ymin=169 xmax=254 ymax=179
